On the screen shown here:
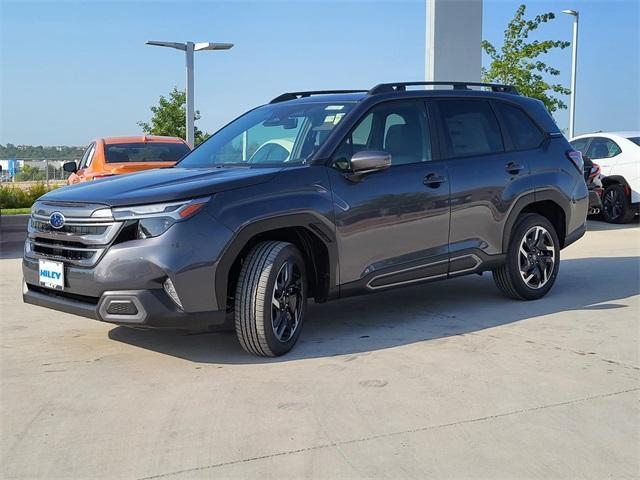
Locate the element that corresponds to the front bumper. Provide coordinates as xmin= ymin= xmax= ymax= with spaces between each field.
xmin=23 ymin=282 xmax=225 ymax=330
xmin=22 ymin=207 xmax=234 ymax=330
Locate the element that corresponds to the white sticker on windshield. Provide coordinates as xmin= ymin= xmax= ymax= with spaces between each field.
xmin=325 ymin=105 xmax=344 ymax=111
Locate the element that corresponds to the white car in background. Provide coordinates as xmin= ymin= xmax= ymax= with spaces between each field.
xmin=570 ymin=131 xmax=640 ymax=223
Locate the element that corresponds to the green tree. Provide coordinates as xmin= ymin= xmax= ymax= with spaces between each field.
xmin=482 ymin=4 xmax=570 ymax=113
xmin=15 ymin=165 xmax=45 ymax=181
xmin=0 ymin=144 xmax=84 ymax=160
xmin=138 ymin=87 xmax=209 ymax=145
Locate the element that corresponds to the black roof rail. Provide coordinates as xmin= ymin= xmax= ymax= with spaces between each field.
xmin=270 ymin=90 xmax=368 ymax=104
xmin=369 ymin=81 xmax=519 ymax=95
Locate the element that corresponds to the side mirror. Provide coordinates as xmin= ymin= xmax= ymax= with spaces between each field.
xmin=350 ymin=150 xmax=392 ymax=177
xmin=63 ymin=161 xmax=77 ymax=173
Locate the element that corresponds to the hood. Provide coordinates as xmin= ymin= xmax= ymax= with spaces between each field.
xmin=44 ymin=166 xmax=282 ymax=207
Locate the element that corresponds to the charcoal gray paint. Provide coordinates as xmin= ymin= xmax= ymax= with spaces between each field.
xmin=22 ymin=89 xmax=588 ymax=330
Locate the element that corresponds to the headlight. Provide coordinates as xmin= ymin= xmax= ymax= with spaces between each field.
xmin=112 ymin=196 xmax=210 ymax=238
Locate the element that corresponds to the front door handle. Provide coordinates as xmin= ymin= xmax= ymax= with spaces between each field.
xmin=423 ymin=173 xmax=447 ymax=188
xmin=505 ymin=162 xmax=525 ymax=174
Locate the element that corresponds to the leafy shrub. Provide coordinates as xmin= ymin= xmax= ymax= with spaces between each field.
xmin=0 ymin=184 xmax=56 ymax=209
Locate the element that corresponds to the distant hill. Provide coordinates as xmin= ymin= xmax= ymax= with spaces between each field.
xmin=0 ymin=143 xmax=85 ymax=160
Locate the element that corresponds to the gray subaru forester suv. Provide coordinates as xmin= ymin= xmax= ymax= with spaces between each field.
xmin=23 ymin=82 xmax=588 ymax=356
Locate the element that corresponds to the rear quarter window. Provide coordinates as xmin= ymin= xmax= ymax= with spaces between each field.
xmin=570 ymin=138 xmax=590 ymax=154
xmin=494 ymin=102 xmax=544 ymax=150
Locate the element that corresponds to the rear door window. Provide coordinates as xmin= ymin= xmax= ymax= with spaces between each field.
xmin=585 ymin=137 xmax=621 ymax=159
xmin=437 ymin=100 xmax=504 ymax=158
xmin=494 ymin=102 xmax=544 ymax=150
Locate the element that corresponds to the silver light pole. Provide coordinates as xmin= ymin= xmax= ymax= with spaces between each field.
xmin=146 ymin=41 xmax=234 ymax=147
xmin=562 ymin=10 xmax=579 ymax=139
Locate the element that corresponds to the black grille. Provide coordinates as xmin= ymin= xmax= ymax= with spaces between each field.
xmin=32 ymin=244 xmax=95 ymax=261
xmin=35 ymin=237 xmax=86 ymax=249
xmin=31 ymin=220 xmax=108 ymax=236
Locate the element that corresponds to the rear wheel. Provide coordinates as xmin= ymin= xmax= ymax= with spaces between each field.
xmin=602 ymin=184 xmax=635 ymax=224
xmin=493 ymin=214 xmax=560 ymax=300
xmin=234 ymin=241 xmax=306 ymax=356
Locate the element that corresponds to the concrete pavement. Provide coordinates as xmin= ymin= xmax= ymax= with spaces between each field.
xmin=1 ymin=220 xmax=638 ymax=479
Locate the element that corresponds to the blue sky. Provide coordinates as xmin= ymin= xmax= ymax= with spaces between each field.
xmin=1 ymin=0 xmax=638 ymax=146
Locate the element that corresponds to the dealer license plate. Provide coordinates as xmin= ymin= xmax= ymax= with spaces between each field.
xmin=39 ymin=259 xmax=64 ymax=290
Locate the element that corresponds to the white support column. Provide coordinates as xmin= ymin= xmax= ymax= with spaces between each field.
xmin=568 ymin=14 xmax=579 ymax=138
xmin=185 ymin=41 xmax=195 ymax=148
xmin=426 ymin=0 xmax=483 ymax=82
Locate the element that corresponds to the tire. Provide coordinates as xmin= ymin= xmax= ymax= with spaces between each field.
xmin=602 ymin=184 xmax=635 ymax=224
xmin=493 ymin=213 xmax=560 ymax=300
xmin=234 ymin=241 xmax=307 ymax=357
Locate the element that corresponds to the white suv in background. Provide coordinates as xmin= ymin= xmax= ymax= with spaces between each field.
xmin=570 ymin=131 xmax=640 ymax=223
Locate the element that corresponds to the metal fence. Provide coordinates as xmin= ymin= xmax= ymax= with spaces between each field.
xmin=0 ymin=159 xmax=76 ymax=184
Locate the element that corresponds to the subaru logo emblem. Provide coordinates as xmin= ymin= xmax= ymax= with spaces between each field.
xmin=49 ymin=212 xmax=65 ymax=229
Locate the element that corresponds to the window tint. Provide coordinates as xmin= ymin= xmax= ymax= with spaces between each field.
xmin=585 ymin=138 xmax=621 ymax=159
xmin=628 ymin=137 xmax=640 ymax=147
xmin=179 ymin=102 xmax=354 ymax=167
xmin=105 ymin=143 xmax=190 ymax=163
xmin=438 ymin=100 xmax=504 ymax=157
xmin=570 ymin=138 xmax=590 ymax=154
xmin=333 ymin=101 xmax=431 ymax=169
xmin=351 ymin=113 xmax=373 ymax=147
xmin=384 ymin=114 xmax=405 ymax=136
xmin=494 ymin=102 xmax=543 ymax=150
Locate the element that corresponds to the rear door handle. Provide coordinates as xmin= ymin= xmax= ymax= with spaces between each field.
xmin=505 ymin=162 xmax=525 ymax=174
xmin=423 ymin=173 xmax=447 ymax=188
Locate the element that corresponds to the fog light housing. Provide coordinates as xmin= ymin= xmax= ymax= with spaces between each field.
xmin=163 ymin=278 xmax=183 ymax=309
xmin=105 ymin=300 xmax=138 ymax=316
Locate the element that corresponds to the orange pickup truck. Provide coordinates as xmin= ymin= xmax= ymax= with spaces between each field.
xmin=64 ymin=136 xmax=190 ymax=184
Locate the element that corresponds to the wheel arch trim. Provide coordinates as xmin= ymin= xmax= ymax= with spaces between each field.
xmin=601 ymin=175 xmax=630 ymax=189
xmin=502 ymin=189 xmax=570 ymax=252
xmin=214 ymin=213 xmax=339 ymax=309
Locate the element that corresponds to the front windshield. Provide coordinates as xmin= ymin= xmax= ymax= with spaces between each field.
xmin=179 ymin=101 xmax=355 ymax=168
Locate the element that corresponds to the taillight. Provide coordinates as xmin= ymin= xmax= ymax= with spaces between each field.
xmin=566 ymin=150 xmax=584 ymax=173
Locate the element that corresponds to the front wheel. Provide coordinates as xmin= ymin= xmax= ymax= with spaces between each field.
xmin=234 ymin=241 xmax=307 ymax=357
xmin=602 ymin=184 xmax=635 ymax=224
xmin=493 ymin=213 xmax=560 ymax=300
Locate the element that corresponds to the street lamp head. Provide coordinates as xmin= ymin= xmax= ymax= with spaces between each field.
xmin=562 ymin=9 xmax=578 ymax=16
xmin=145 ymin=40 xmax=187 ymax=51
xmin=194 ymin=42 xmax=234 ymax=51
